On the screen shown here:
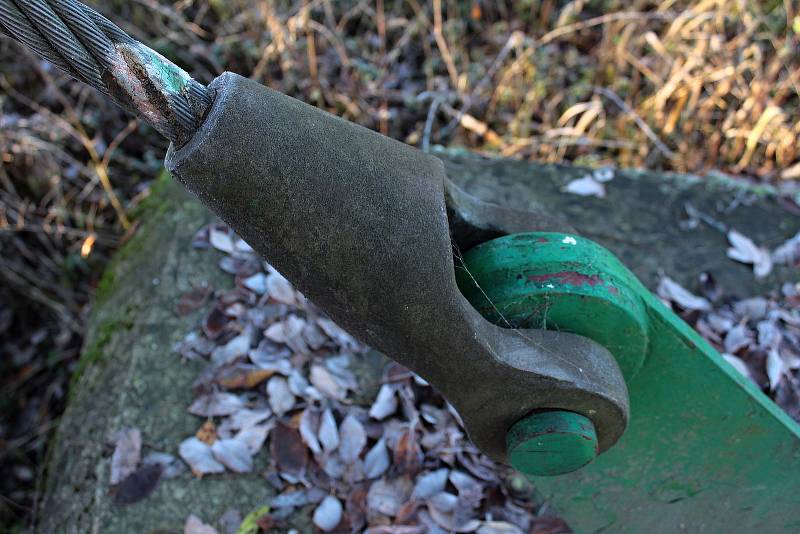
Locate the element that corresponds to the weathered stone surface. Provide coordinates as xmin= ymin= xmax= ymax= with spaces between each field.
xmin=39 ymin=153 xmax=798 ymax=533
xmin=441 ymin=148 xmax=798 ymax=295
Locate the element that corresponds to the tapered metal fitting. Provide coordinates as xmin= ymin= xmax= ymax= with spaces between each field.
xmin=166 ymin=72 xmax=630 ymax=467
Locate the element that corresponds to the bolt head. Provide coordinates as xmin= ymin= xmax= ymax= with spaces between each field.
xmin=506 ymin=410 xmax=599 ymax=477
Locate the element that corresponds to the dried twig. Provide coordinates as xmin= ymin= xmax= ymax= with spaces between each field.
xmin=593 ymin=86 xmax=677 ymax=160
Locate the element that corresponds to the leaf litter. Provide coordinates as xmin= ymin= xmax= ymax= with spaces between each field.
xmin=658 ymin=276 xmax=800 ymax=404
xmin=163 ymin=224 xmax=797 ymax=531
xmin=162 ymin=223 xmax=577 ymax=532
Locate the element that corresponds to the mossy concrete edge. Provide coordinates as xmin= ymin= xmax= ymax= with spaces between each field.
xmin=39 ymin=174 xmax=272 ymax=534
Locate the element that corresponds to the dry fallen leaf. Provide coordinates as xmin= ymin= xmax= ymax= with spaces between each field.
xmin=248 ymin=353 xmax=292 ymax=374
xmin=211 ymin=439 xmax=253 ymax=473
xmin=271 ymin=422 xmax=308 ymax=478
xmin=216 ymin=364 xmax=276 ymax=389
xmin=310 ymin=364 xmax=348 ymax=400
xmin=369 ymin=384 xmax=399 ymax=420
xmin=283 ymin=315 xmax=309 ymax=354
xmin=726 ymin=229 xmax=773 ymax=278
xmin=325 ymin=354 xmax=358 ymax=388
xmin=179 ymin=437 xmax=225 ymax=476
xmin=393 ymin=426 xmax=423 ymax=476
xmin=185 ymin=514 xmax=220 ymax=534
xmin=242 ymin=273 xmax=268 ymax=295
xmin=110 ymin=427 xmax=142 ymax=486
xmin=427 ymin=492 xmax=481 ymax=532
xmin=339 ymin=414 xmax=367 ymax=464
xmin=202 ymin=306 xmax=229 ymax=339
xmin=456 ymin=451 xmax=499 ymax=482
xmin=211 ymin=335 xmax=251 ymax=367
xmin=267 ymin=376 xmax=295 ymax=416
xmin=449 ymin=470 xmax=483 ymax=509
xmin=367 ymin=476 xmax=414 ymax=517
xmin=209 ymin=227 xmax=235 ymax=254
xmin=233 ymin=237 xmax=254 ymax=254
xmin=723 ymin=324 xmax=752 ymax=354
xmin=723 ymin=354 xmax=752 ymax=381
xmin=112 ymin=463 xmax=162 ymax=506
xmin=364 ymin=527 xmax=425 ymax=534
xmin=772 ymin=232 xmax=800 ymax=265
xmin=413 ymin=469 xmax=449 ymax=500
xmin=319 ymin=453 xmax=346 ymax=480
xmin=767 ymin=348 xmax=788 ymax=391
xmin=288 ymin=369 xmax=313 ymax=397
xmin=428 ymin=491 xmax=458 ymax=513
xmin=313 ymin=495 xmax=344 ymax=532
xmin=299 ymin=408 xmax=322 ymax=455
xmin=657 ymin=277 xmax=711 ymax=312
xmin=264 ymin=322 xmax=288 ymax=344
xmin=319 ymin=408 xmax=340 ymax=453
xmin=271 ymin=487 xmax=327 ymax=508
xmin=176 ymin=285 xmax=213 ymax=316
xmin=734 ymin=297 xmax=769 ymax=321
xmin=364 ymin=438 xmax=391 ymax=479
xmin=757 ymin=320 xmax=782 ymax=350
xmin=561 ymin=175 xmax=606 ymax=198
xmin=317 ymin=318 xmax=358 ymax=349
xmin=429 ymin=506 xmax=482 ymax=533
xmin=188 ymin=392 xmax=246 ymax=417
xmin=223 ymin=407 xmax=272 ymax=433
xmin=303 ymin=321 xmax=328 ymax=351
xmin=266 ymin=271 xmax=297 ymax=305
xmin=234 ymin=423 xmax=271 ymax=455
xmin=195 ymin=420 xmax=217 ymax=445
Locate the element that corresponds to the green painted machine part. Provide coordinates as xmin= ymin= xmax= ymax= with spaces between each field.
xmin=458 ymin=233 xmax=649 ymax=381
xmin=506 ymin=410 xmax=599 ymax=476
xmin=457 ymin=232 xmax=800 ymax=533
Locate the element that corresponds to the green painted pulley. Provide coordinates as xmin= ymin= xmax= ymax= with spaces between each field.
xmin=456 ymin=232 xmax=800 ymax=533
xmin=456 ymin=232 xmax=649 ymax=381
xmin=456 ymin=232 xmax=650 ymax=476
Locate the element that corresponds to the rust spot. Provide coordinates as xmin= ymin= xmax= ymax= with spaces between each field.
xmin=608 ymin=285 xmax=619 ymax=295
xmin=119 ymin=46 xmax=180 ymax=137
xmin=528 ymin=270 xmax=605 ymax=288
xmin=536 ymin=237 xmax=549 ymax=243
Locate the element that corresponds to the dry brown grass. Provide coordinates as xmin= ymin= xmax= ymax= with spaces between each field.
xmin=68 ymin=0 xmax=799 ymax=179
xmin=112 ymin=0 xmax=797 ymax=179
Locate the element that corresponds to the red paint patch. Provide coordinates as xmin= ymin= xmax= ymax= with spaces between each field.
xmin=528 ymin=270 xmax=605 ymax=288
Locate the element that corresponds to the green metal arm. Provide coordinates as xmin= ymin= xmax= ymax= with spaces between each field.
xmin=458 ymin=232 xmax=800 ymax=533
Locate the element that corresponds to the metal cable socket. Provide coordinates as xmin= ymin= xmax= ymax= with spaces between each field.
xmin=0 ymin=0 xmax=212 ymax=145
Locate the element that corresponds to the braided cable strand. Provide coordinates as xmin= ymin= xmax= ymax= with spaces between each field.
xmin=0 ymin=0 xmax=212 ymax=145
